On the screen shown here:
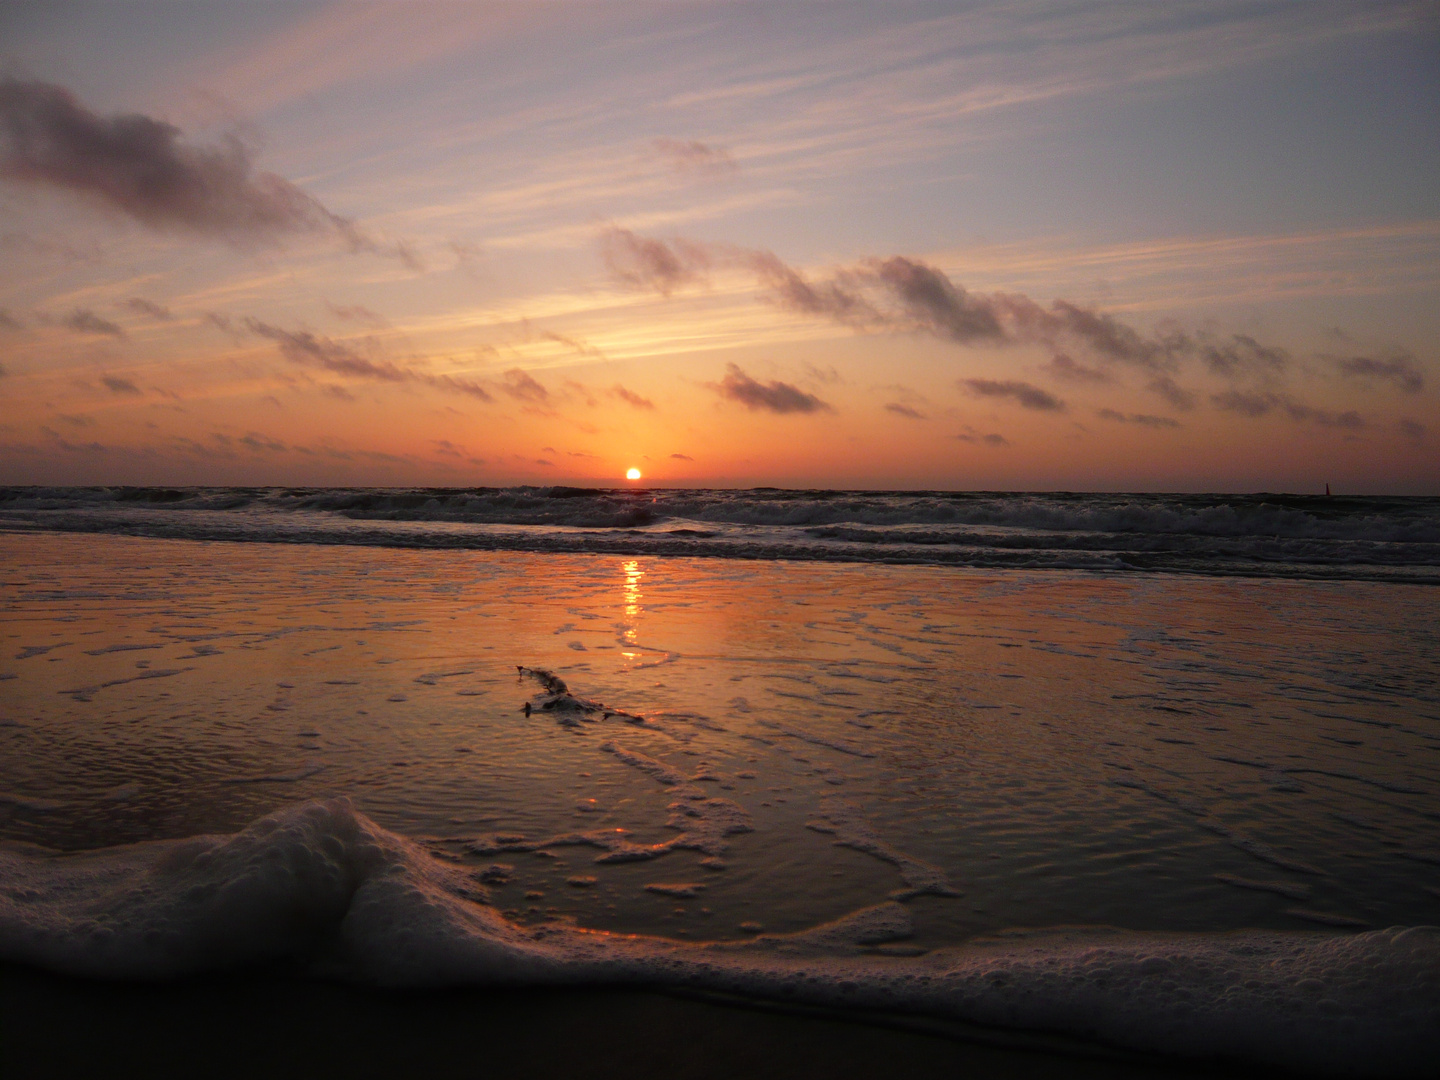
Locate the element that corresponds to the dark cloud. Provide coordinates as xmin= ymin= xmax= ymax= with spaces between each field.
xmin=956 ymin=430 xmax=1008 ymax=446
xmin=124 ymin=297 xmax=171 ymax=321
xmin=62 ymin=308 xmax=124 ymax=337
xmin=712 ymin=363 xmax=831 ymax=414
xmin=1398 ymin=418 xmax=1426 ymax=440
xmin=1096 ymin=408 xmax=1181 ymax=429
xmin=654 ymin=138 xmax=738 ymax=180
xmin=247 ymin=319 xmax=408 ymax=381
xmin=1198 ymin=333 xmax=1289 ymax=377
xmin=1212 ymin=390 xmax=1363 ymax=429
xmin=239 ymin=432 xmax=286 ymax=453
xmin=40 ymin=425 xmax=105 ymax=453
xmin=884 ymin=402 xmax=926 ymax=419
xmin=962 ymin=378 xmax=1064 ymax=411
xmin=0 ymin=308 xmax=24 ymax=331
xmin=606 ymin=232 xmax=1325 ymax=396
xmin=863 ymin=256 xmax=1005 ymax=344
xmin=746 ymin=249 xmax=878 ymax=325
xmin=0 ymin=78 xmax=416 ymax=266
xmin=1146 ymin=375 xmax=1198 ymax=411
xmin=1046 ymin=353 xmax=1110 ymax=383
xmin=100 ymin=374 xmax=141 ymax=395
xmin=670 ymin=452 xmax=694 ymax=461
xmin=245 ymin=319 xmax=494 ymax=401
xmin=1336 ymin=353 xmax=1423 ymax=393
xmin=500 ymin=368 xmax=549 ymax=405
xmin=609 ymin=384 xmax=655 ymax=410
xmin=600 ymin=226 xmax=710 ymax=295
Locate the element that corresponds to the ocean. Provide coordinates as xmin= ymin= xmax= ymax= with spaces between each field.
xmin=1 ymin=487 xmax=1437 ymax=1076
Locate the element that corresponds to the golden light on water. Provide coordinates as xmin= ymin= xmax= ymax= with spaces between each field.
xmin=626 ymin=468 xmax=642 ymax=480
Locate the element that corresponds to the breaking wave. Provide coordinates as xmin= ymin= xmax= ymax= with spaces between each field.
xmin=2 ymin=487 xmax=1437 ymax=581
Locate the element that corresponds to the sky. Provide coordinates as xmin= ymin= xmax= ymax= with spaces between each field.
xmin=1 ymin=1 xmax=1437 ymax=493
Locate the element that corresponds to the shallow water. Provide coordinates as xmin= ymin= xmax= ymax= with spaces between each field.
xmin=3 ymin=531 xmax=1437 ymax=942
xmin=2 ymin=531 xmax=1439 ymax=1075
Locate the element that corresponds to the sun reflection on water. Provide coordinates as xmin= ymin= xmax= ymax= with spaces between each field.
xmin=621 ymin=559 xmax=643 ymax=652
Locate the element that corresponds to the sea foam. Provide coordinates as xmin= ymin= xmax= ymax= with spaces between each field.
xmin=2 ymin=799 xmax=1434 ymax=1077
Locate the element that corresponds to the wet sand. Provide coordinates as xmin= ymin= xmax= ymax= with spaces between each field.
xmin=0 ymin=963 xmax=1261 ymax=1080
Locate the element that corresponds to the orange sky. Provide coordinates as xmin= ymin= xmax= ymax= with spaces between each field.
xmin=1 ymin=2 xmax=1436 ymax=492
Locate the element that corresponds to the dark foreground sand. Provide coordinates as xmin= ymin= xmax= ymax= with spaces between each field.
xmin=0 ymin=964 xmax=1276 ymax=1080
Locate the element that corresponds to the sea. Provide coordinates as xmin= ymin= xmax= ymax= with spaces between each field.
xmin=1 ymin=486 xmax=1437 ymax=1075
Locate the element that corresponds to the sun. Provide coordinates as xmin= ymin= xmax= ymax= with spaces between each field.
xmin=625 ymin=468 xmax=642 ymax=481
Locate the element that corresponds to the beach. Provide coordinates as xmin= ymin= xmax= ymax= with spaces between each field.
xmin=2 ymin=502 xmax=1437 ymax=1077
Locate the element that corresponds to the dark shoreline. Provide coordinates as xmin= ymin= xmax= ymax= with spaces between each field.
xmin=0 ymin=964 xmax=1273 ymax=1080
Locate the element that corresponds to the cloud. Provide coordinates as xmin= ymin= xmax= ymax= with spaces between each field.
xmin=239 ymin=432 xmax=287 ymax=453
xmin=1198 ymin=333 xmax=1289 ymax=377
xmin=712 ymin=363 xmax=831 ymax=414
xmin=123 ymin=297 xmax=172 ymax=321
xmin=606 ymin=231 xmax=1322 ymax=392
xmin=0 ymin=308 xmax=22 ymax=331
xmin=62 ymin=308 xmax=124 ymax=337
xmin=1046 ymin=353 xmax=1111 ymax=383
xmin=40 ymin=425 xmax=105 ymax=453
xmin=1212 ymin=390 xmax=1363 ymax=428
xmin=654 ymin=137 xmax=739 ymax=180
xmin=1096 ymin=408 xmax=1181 ymax=429
xmin=1146 ymin=375 xmax=1198 ymax=411
xmin=956 ymin=430 xmax=1008 ymax=446
xmin=962 ymin=378 xmax=1064 ymax=411
xmin=542 ymin=330 xmax=605 ymax=361
xmin=609 ymin=384 xmax=655 ymax=410
xmin=669 ymin=452 xmax=694 ymax=461
xmin=884 ymin=402 xmax=926 ymax=419
xmin=326 ymin=302 xmax=388 ymax=328
xmin=1336 ymin=353 xmax=1424 ymax=393
xmin=0 ymin=78 xmax=416 ymax=266
xmin=600 ymin=226 xmax=710 ymax=295
xmin=245 ymin=319 xmax=493 ymax=400
xmin=1398 ymin=418 xmax=1426 ymax=440
xmin=100 ymin=374 xmax=141 ymax=395
xmin=500 ymin=368 xmax=549 ymax=404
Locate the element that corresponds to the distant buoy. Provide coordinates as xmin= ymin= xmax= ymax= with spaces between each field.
xmin=1325 ymin=483 xmax=1332 ymax=497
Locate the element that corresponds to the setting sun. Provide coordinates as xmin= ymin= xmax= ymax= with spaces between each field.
xmin=626 ymin=468 xmax=642 ymax=481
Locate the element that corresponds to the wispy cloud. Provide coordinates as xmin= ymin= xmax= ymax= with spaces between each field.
xmin=654 ymin=137 xmax=738 ymax=181
xmin=1335 ymin=353 xmax=1424 ymax=394
xmin=602 ymin=231 xmax=1302 ymax=388
xmin=712 ymin=363 xmax=830 ymax=414
xmin=609 ymin=384 xmax=655 ymax=410
xmin=500 ymin=368 xmax=549 ymax=404
xmin=1212 ymin=390 xmax=1364 ymax=429
xmin=600 ymin=226 xmax=710 ymax=295
xmin=124 ymin=298 xmax=172 ymax=321
xmin=884 ymin=402 xmax=926 ymax=419
xmin=100 ymin=375 xmax=141 ymax=395
xmin=1097 ymin=408 xmax=1181 ymax=429
xmin=61 ymin=309 xmax=125 ymax=338
xmin=245 ymin=319 xmax=493 ymax=401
